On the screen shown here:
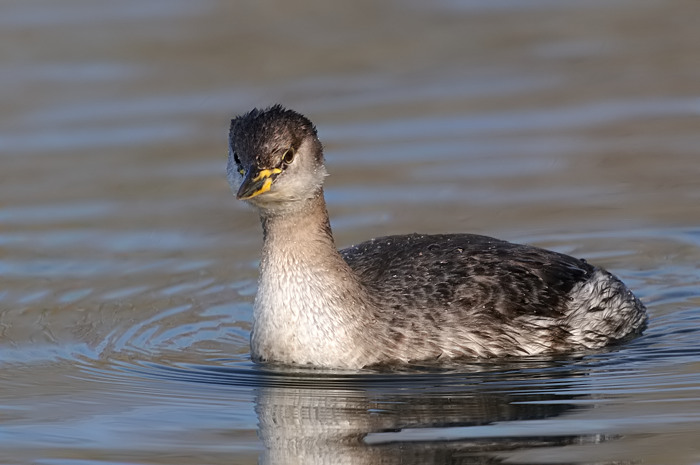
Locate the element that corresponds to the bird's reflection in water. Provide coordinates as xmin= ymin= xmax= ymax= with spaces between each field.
xmin=254 ymin=358 xmax=615 ymax=465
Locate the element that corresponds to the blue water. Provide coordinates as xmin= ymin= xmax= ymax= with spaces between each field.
xmin=1 ymin=1 xmax=700 ymax=464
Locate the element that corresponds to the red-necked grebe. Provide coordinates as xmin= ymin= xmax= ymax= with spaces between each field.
xmin=227 ymin=105 xmax=647 ymax=369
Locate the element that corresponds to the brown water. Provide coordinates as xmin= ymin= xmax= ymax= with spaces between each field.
xmin=2 ymin=1 xmax=700 ymax=464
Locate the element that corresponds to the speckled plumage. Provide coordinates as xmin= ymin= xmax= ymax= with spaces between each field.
xmin=228 ymin=105 xmax=647 ymax=369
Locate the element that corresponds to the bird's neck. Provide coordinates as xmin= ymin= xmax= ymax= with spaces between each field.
xmin=260 ymin=189 xmax=336 ymax=254
xmin=253 ymin=189 xmax=373 ymax=367
xmin=258 ymin=189 xmax=355 ymax=293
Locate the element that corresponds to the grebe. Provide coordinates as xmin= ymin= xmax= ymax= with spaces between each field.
xmin=227 ymin=105 xmax=647 ymax=369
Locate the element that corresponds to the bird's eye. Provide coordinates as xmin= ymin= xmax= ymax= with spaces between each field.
xmin=282 ymin=148 xmax=295 ymax=165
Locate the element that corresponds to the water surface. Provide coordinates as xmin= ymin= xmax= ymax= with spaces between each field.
xmin=1 ymin=1 xmax=700 ymax=464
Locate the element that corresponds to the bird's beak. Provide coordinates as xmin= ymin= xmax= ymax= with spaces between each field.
xmin=236 ymin=167 xmax=282 ymax=200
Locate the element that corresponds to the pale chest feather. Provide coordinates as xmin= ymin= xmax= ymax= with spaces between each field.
xmin=250 ymin=250 xmax=369 ymax=367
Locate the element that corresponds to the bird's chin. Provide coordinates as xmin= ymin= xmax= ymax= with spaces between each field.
xmin=240 ymin=194 xmax=267 ymax=208
xmin=242 ymin=191 xmax=283 ymax=209
xmin=246 ymin=192 xmax=316 ymax=216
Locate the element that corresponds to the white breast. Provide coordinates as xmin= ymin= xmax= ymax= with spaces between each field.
xmin=250 ymin=253 xmax=370 ymax=368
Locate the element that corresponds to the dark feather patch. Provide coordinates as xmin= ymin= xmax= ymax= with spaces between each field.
xmin=342 ymin=233 xmax=594 ymax=322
